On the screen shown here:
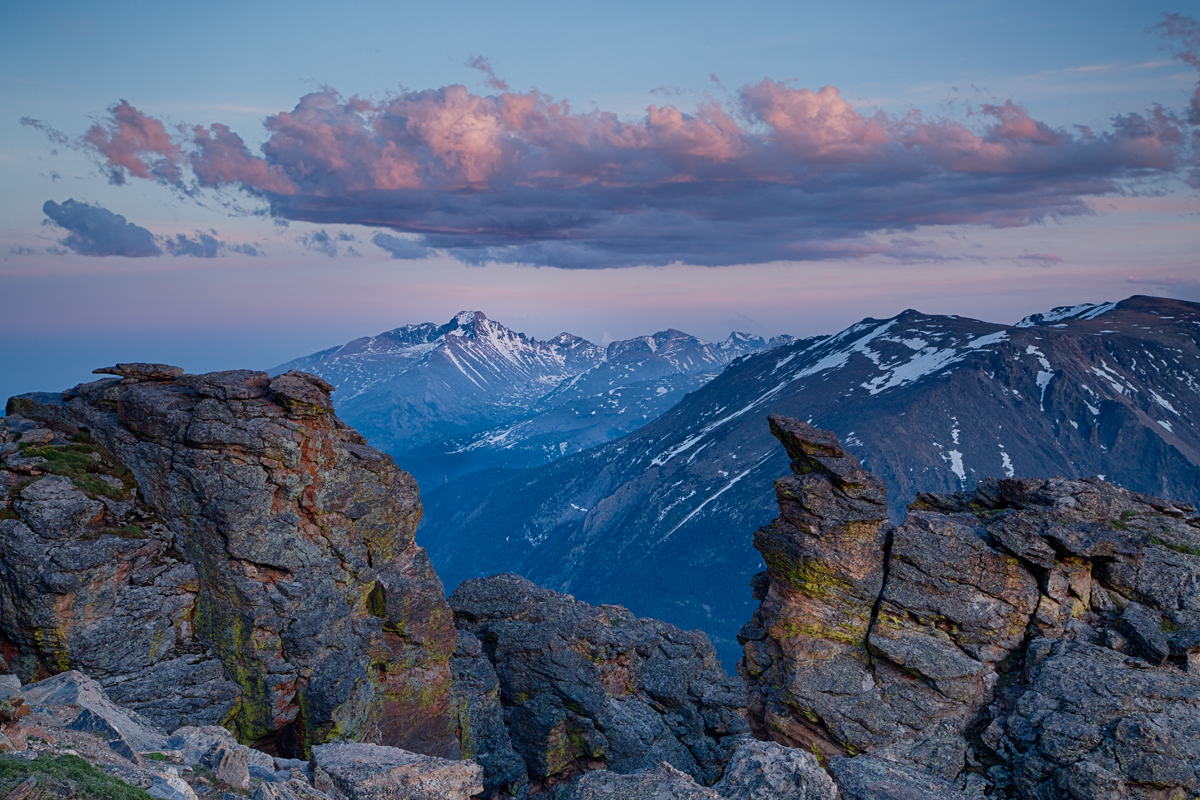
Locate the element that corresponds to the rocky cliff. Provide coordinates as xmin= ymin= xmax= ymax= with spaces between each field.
xmin=0 ymin=364 xmax=458 ymax=758
xmin=742 ymin=414 xmax=1200 ymax=798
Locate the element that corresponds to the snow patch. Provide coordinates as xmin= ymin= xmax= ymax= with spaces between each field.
xmin=1158 ymin=420 xmax=1174 ymax=433
xmin=999 ymin=448 xmax=1014 ymax=478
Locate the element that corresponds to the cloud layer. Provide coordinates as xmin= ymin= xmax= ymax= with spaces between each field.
xmin=39 ymin=18 xmax=1200 ymax=268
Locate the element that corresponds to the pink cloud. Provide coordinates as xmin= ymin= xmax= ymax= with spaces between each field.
xmin=82 ymin=100 xmax=183 ymax=184
xmin=50 ymin=21 xmax=1200 ymax=268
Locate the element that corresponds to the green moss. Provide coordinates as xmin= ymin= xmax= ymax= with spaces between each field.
xmin=1162 ymin=617 xmax=1184 ymax=633
xmin=82 ymin=525 xmax=148 ymax=542
xmin=0 ymin=754 xmax=154 ymax=800
xmin=19 ymin=440 xmax=136 ymax=501
xmin=144 ymin=753 xmax=168 ymax=762
xmin=1151 ymin=536 xmax=1200 ymax=558
xmin=0 ymin=507 xmax=19 ymax=522
xmin=366 ymin=582 xmax=386 ymax=619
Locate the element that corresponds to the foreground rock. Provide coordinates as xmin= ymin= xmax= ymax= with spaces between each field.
xmin=741 ymin=415 xmax=1200 ymax=798
xmin=0 ymin=668 xmax=328 ymax=800
xmin=450 ymin=574 xmax=748 ymax=793
xmin=1 ymin=366 xmax=457 ymax=756
xmin=310 ymin=742 xmax=482 ymax=800
xmin=558 ymin=738 xmax=836 ymax=800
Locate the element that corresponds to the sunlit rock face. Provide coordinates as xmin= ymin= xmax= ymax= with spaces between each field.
xmin=0 ymin=364 xmax=458 ymax=758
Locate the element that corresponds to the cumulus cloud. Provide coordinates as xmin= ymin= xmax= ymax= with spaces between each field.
xmin=42 ymin=199 xmax=162 ymax=257
xmin=41 ymin=16 xmax=1200 ymax=267
xmin=42 ymin=199 xmax=263 ymax=258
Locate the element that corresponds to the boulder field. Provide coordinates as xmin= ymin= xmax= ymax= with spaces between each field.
xmin=2 ymin=366 xmax=1198 ymax=799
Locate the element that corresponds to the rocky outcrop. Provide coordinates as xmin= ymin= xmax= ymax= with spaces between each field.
xmin=557 ymin=739 xmax=836 ymax=800
xmin=1 ymin=365 xmax=457 ymax=757
xmin=741 ymin=414 xmax=1200 ymax=798
xmin=309 ymin=742 xmax=482 ymax=800
xmin=449 ymin=574 xmax=748 ymax=793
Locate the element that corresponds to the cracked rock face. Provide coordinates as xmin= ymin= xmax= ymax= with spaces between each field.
xmin=449 ymin=573 xmax=748 ymax=794
xmin=0 ymin=367 xmax=457 ymax=758
xmin=741 ymin=415 xmax=1200 ymax=798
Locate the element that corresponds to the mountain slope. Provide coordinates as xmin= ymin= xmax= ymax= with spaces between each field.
xmin=419 ymin=295 xmax=1200 ymax=666
xmin=274 ymin=312 xmax=786 ymax=487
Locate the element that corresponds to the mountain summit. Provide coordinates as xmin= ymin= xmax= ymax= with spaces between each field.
xmin=273 ymin=312 xmax=787 ymax=486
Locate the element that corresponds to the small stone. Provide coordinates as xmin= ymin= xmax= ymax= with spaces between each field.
xmin=201 ymin=741 xmax=251 ymax=790
xmin=1104 ymin=629 xmax=1132 ymax=654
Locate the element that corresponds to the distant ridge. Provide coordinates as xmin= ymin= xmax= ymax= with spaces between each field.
xmin=272 ymin=311 xmax=791 ymax=487
xmin=419 ymin=295 xmax=1200 ymax=666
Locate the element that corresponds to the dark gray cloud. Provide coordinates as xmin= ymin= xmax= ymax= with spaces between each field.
xmin=42 ymin=200 xmax=263 ymax=259
xmin=42 ymin=199 xmax=162 ymax=257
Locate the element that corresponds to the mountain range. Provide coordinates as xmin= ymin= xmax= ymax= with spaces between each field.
xmin=273 ymin=311 xmax=791 ymax=487
xmin=416 ymin=295 xmax=1200 ymax=666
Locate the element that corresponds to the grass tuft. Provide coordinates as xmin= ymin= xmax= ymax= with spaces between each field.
xmin=0 ymin=754 xmax=154 ymax=800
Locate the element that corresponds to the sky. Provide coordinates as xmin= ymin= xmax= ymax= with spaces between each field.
xmin=2 ymin=1 xmax=1199 ymax=403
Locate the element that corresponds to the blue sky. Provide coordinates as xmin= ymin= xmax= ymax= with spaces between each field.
xmin=2 ymin=1 xmax=1198 ymax=402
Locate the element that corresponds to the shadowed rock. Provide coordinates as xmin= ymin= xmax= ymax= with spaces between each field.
xmin=450 ymin=573 xmax=747 ymax=792
xmin=1 ymin=368 xmax=457 ymax=757
xmin=741 ymin=416 xmax=1200 ymax=798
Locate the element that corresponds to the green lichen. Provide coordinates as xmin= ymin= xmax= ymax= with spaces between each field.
xmin=1151 ymin=536 xmax=1200 ymax=558
xmin=764 ymin=552 xmax=856 ymax=600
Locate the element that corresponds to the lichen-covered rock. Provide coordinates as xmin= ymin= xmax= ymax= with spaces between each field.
xmin=310 ymin=742 xmax=482 ymax=800
xmin=451 ymin=631 xmax=527 ymax=798
xmin=450 ymin=573 xmax=748 ymax=792
xmin=1 ymin=369 xmax=457 ymax=757
xmin=738 ymin=416 xmax=891 ymax=759
xmin=740 ymin=415 xmax=1200 ymax=797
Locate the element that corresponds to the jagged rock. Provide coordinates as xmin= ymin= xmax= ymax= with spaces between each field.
xmin=68 ymin=708 xmax=146 ymax=766
xmin=740 ymin=416 xmax=1200 ymax=795
xmin=2 ymin=368 xmax=458 ymax=755
xmin=997 ymin=639 xmax=1200 ymax=798
xmin=711 ymin=739 xmax=836 ymax=800
xmin=450 ymin=574 xmax=748 ymax=790
xmin=450 ymin=630 xmax=527 ymax=798
xmin=309 ymin=742 xmax=483 ymax=800
xmin=828 ymin=755 xmax=970 ymax=800
xmin=558 ymin=763 xmax=719 ymax=800
xmin=23 ymin=671 xmax=167 ymax=752
xmin=738 ymin=416 xmax=891 ymax=759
